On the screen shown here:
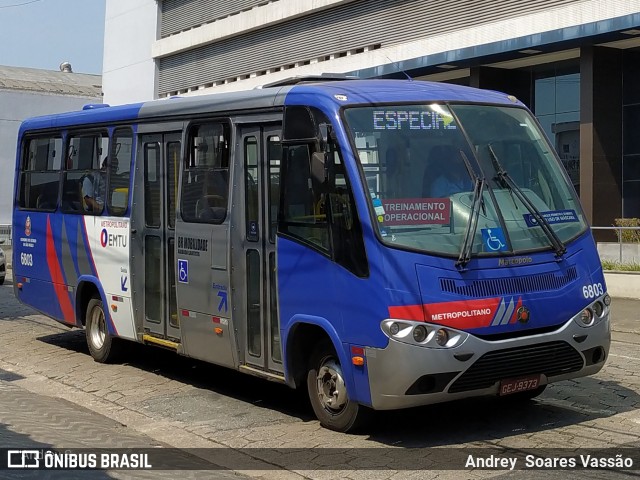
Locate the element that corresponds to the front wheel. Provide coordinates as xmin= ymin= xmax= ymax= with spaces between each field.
xmin=85 ymin=297 xmax=122 ymax=363
xmin=307 ymin=340 xmax=369 ymax=432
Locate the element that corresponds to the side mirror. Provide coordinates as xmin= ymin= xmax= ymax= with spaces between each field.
xmin=311 ymin=151 xmax=326 ymax=184
xmin=319 ymin=124 xmax=329 ymax=148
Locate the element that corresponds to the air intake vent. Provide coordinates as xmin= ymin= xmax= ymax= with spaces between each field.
xmin=440 ymin=266 xmax=577 ymax=297
xmin=448 ymin=341 xmax=583 ymax=393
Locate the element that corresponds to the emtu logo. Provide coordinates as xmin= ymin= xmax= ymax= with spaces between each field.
xmin=100 ymin=229 xmax=127 ymax=248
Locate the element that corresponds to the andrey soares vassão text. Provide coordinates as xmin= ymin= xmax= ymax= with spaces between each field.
xmin=465 ymin=454 xmax=634 ymax=470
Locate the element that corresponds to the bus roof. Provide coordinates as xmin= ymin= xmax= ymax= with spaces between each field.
xmin=19 ymin=79 xmax=521 ymax=134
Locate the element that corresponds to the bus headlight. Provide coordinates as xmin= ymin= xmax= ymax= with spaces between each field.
xmin=435 ymin=329 xmax=449 ymax=346
xmin=593 ymin=301 xmax=604 ymax=318
xmin=580 ymin=308 xmax=594 ymax=326
xmin=381 ymin=320 xmax=468 ymax=349
xmin=573 ymin=293 xmax=609 ymax=328
xmin=389 ymin=322 xmax=400 ymax=335
xmin=413 ymin=325 xmax=427 ymax=343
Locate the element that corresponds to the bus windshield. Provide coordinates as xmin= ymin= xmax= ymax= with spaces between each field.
xmin=343 ymin=103 xmax=587 ymax=257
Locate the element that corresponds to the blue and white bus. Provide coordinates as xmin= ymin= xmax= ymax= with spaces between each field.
xmin=12 ymin=77 xmax=610 ymax=432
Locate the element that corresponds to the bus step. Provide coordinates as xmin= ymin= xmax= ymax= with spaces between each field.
xmin=239 ymin=365 xmax=286 ymax=383
xmin=142 ymin=334 xmax=180 ymax=351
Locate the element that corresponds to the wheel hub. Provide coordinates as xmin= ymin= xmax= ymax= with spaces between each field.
xmin=89 ymin=306 xmax=106 ymax=350
xmin=316 ymin=359 xmax=348 ymax=411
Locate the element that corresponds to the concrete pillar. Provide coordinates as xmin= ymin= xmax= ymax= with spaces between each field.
xmin=580 ymin=46 xmax=623 ymax=236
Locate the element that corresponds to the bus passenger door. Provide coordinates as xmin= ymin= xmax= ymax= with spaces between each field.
xmin=234 ymin=125 xmax=283 ymax=374
xmin=133 ymin=133 xmax=180 ymax=341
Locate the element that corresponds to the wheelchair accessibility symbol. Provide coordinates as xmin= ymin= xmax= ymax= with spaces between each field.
xmin=178 ymin=259 xmax=189 ymax=284
xmin=481 ymin=227 xmax=507 ymax=252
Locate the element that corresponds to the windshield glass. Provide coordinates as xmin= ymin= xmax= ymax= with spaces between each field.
xmin=343 ymin=103 xmax=587 ymax=256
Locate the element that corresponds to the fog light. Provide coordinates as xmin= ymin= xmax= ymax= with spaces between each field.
xmin=435 ymin=329 xmax=449 ymax=346
xmin=580 ymin=308 xmax=594 ymax=326
xmin=593 ymin=301 xmax=604 ymax=317
xmin=389 ymin=322 xmax=400 ymax=335
xmin=413 ymin=325 xmax=427 ymax=342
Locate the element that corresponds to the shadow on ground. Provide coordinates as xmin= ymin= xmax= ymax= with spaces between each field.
xmin=35 ymin=329 xmax=637 ymax=447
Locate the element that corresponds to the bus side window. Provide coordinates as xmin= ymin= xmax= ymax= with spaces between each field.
xmin=281 ymin=144 xmax=329 ymax=251
xmin=326 ymin=146 xmax=369 ymax=278
xmin=280 ymin=142 xmax=368 ymax=276
xmin=107 ymin=128 xmax=133 ymax=216
xmin=181 ymin=122 xmax=230 ymax=224
xmin=280 ymin=105 xmax=368 ymax=276
xmin=61 ymin=132 xmax=109 ymax=215
xmin=18 ymin=136 xmax=62 ymax=211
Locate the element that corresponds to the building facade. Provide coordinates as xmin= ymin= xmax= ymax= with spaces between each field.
xmin=102 ymin=0 xmax=640 ymax=230
xmin=0 ymin=65 xmax=102 ymax=230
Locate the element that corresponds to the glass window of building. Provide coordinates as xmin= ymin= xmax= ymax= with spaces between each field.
xmin=534 ymin=62 xmax=580 ymax=195
xmin=623 ymin=49 xmax=640 ymax=218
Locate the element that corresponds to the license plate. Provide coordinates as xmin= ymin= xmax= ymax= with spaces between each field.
xmin=499 ymin=375 xmax=540 ymax=396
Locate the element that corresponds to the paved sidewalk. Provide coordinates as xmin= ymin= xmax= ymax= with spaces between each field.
xmin=0 ymin=380 xmax=245 ymax=479
xmin=609 ymin=297 xmax=640 ymax=338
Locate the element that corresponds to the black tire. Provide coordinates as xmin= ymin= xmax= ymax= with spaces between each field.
xmin=0 ymin=276 xmax=4 ymax=285
xmin=307 ymin=340 xmax=369 ymax=432
xmin=500 ymin=384 xmax=547 ymax=402
xmin=85 ymin=297 xmax=122 ymax=363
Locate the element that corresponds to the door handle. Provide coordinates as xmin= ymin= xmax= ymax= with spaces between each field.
xmin=131 ymin=228 xmax=137 ymax=234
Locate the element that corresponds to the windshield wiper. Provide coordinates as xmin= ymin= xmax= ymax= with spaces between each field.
xmin=487 ymin=144 xmax=566 ymax=259
xmin=456 ymin=150 xmax=484 ymax=268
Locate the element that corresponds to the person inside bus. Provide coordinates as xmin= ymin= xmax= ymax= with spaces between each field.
xmin=82 ymin=156 xmax=116 ymax=213
xmin=426 ymin=145 xmax=472 ymax=198
xmin=196 ymin=169 xmax=228 ymax=222
xmin=385 ymin=136 xmax=410 ymax=198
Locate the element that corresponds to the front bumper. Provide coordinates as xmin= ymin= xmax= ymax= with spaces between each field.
xmin=365 ymin=310 xmax=610 ymax=410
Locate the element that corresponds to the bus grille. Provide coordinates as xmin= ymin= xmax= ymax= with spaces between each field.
xmin=448 ymin=341 xmax=583 ymax=393
xmin=440 ymin=267 xmax=577 ymax=297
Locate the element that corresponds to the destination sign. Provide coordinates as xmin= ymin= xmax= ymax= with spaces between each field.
xmin=373 ymin=110 xmax=457 ymax=131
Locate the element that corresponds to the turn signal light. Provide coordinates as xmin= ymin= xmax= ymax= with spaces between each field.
xmin=352 ymin=356 xmax=365 ymax=366
xmin=214 ymin=327 xmax=223 ymax=335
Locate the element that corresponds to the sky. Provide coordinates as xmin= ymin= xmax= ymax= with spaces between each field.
xmin=0 ymin=0 xmax=106 ymax=75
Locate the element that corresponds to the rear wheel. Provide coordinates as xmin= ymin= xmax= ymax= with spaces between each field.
xmin=307 ymin=340 xmax=369 ymax=432
xmin=85 ymin=297 xmax=122 ymax=363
